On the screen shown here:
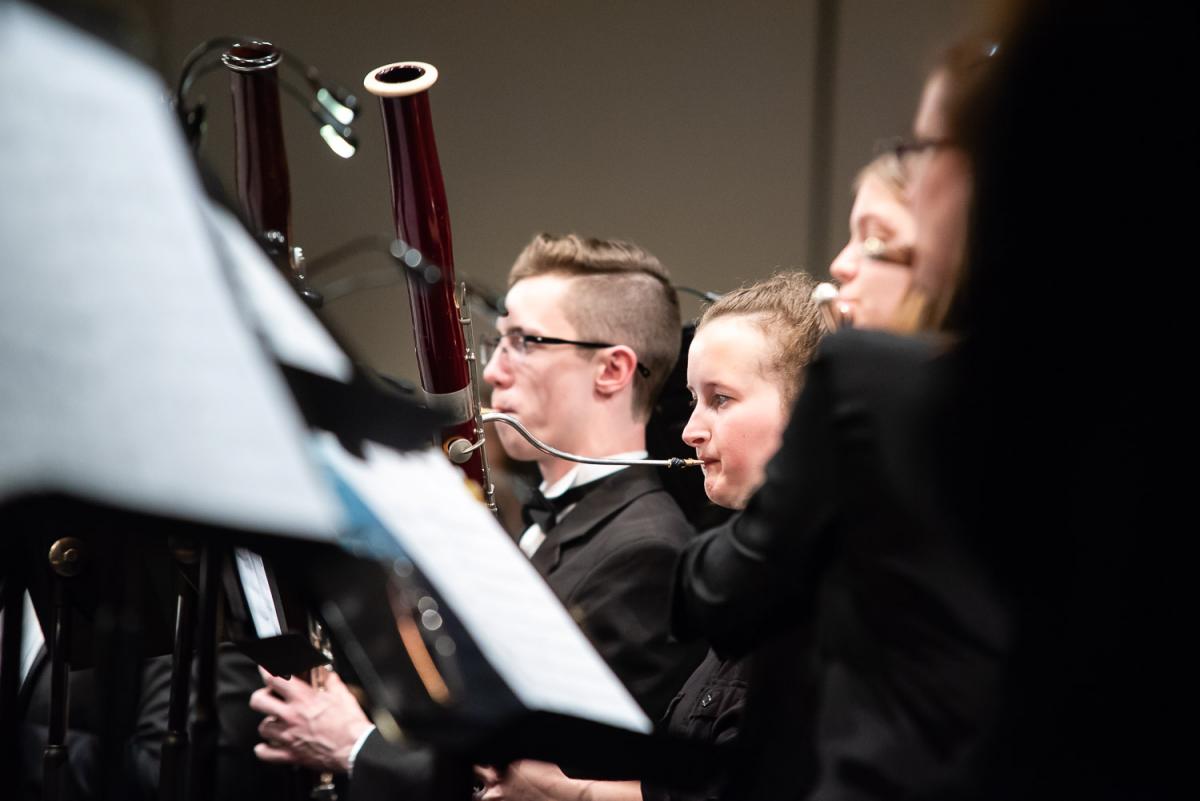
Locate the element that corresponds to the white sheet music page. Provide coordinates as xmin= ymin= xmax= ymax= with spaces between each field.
xmin=233 ymin=549 xmax=285 ymax=638
xmin=315 ymin=434 xmax=652 ymax=734
xmin=0 ymin=2 xmax=341 ymax=541
xmin=0 ymin=592 xmax=46 ymax=686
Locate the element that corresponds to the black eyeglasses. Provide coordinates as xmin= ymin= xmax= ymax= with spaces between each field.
xmin=480 ymin=332 xmax=651 ymax=377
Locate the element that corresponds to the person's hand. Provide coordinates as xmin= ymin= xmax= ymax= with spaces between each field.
xmin=249 ymin=666 xmax=372 ymax=773
xmin=474 ymin=760 xmax=585 ymax=801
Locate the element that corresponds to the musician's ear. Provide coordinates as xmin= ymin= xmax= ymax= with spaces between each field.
xmin=593 ymin=346 xmax=638 ymax=398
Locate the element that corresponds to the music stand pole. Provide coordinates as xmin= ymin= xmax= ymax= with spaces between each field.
xmin=43 ymin=538 xmax=83 ymax=801
xmin=159 ymin=540 xmax=200 ymax=801
xmin=185 ymin=543 xmax=223 ymax=801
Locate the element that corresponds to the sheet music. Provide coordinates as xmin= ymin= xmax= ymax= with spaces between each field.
xmin=0 ymin=592 xmax=45 ymax=686
xmin=0 ymin=2 xmax=341 ymax=541
xmin=315 ymin=434 xmax=652 ymax=734
xmin=20 ymin=592 xmax=43 ymax=684
xmin=234 ymin=548 xmax=284 ymax=638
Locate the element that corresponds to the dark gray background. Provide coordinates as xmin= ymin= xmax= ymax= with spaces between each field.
xmin=136 ymin=0 xmax=975 ymax=380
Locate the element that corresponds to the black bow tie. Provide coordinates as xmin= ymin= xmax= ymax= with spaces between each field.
xmin=521 ymin=480 xmax=602 ymax=532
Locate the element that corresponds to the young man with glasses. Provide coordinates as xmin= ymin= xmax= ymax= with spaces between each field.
xmin=478 ymin=233 xmax=704 ymax=710
xmin=249 ymin=234 xmax=705 ymax=798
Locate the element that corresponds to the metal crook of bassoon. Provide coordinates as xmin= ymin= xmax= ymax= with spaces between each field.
xmin=445 ymin=410 xmax=702 ymax=470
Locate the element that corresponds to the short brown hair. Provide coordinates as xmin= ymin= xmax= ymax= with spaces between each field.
xmin=508 ymin=233 xmax=681 ymax=421
xmin=696 ymin=271 xmax=824 ymax=406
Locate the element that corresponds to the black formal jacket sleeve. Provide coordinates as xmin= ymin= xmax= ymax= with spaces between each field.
xmin=672 ymin=330 xmax=1010 ymax=800
xmin=347 ymin=731 xmax=433 ymax=801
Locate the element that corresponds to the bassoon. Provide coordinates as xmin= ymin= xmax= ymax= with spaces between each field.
xmin=221 ymin=38 xmax=338 ymax=801
xmin=362 ymin=62 xmax=493 ymax=503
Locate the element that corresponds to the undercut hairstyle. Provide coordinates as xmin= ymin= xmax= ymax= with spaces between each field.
xmin=508 ymin=233 xmax=681 ymax=421
xmin=696 ymin=271 xmax=824 ymax=407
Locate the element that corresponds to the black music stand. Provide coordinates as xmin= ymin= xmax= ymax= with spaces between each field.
xmin=0 ymin=6 xmax=436 ymax=801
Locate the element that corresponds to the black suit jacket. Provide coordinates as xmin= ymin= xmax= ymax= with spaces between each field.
xmin=349 ymin=465 xmax=703 ymax=801
xmin=673 ymin=330 xmax=1010 ymax=801
xmin=529 ymin=464 xmax=705 ymax=720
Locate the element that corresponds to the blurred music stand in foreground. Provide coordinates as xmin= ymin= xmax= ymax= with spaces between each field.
xmin=0 ymin=5 xmax=429 ymax=801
